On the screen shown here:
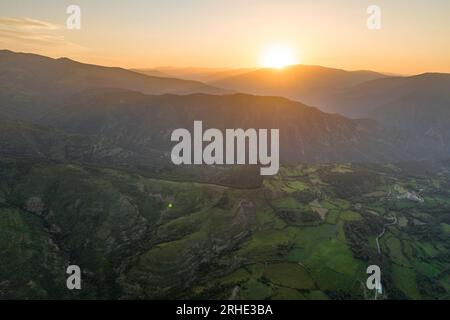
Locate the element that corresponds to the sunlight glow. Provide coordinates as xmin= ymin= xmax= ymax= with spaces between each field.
xmin=259 ymin=44 xmax=299 ymax=69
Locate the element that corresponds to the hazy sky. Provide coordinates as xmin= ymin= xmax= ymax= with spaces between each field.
xmin=0 ymin=0 xmax=449 ymax=74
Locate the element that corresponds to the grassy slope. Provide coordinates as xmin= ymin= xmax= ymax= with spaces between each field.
xmin=0 ymin=159 xmax=448 ymax=299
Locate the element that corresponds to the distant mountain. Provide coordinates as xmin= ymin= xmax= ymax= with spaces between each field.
xmin=211 ymin=64 xmax=387 ymax=107
xmin=2 ymin=51 xmax=450 ymax=165
xmin=152 ymin=67 xmax=256 ymax=83
xmin=303 ymin=73 xmax=450 ymax=160
xmin=130 ymin=68 xmax=171 ymax=78
xmin=32 ymin=88 xmax=409 ymax=164
xmin=321 ymin=73 xmax=450 ymax=118
xmin=0 ymin=50 xmax=226 ymax=120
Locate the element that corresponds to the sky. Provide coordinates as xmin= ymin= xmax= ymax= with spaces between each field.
xmin=0 ymin=0 xmax=449 ymax=74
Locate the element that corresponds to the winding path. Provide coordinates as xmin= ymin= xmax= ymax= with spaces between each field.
xmin=375 ymin=215 xmax=398 ymax=255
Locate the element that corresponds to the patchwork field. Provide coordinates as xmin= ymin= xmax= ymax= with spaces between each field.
xmin=0 ymin=159 xmax=448 ymax=299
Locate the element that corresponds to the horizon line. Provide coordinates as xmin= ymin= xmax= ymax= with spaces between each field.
xmin=3 ymin=47 xmax=448 ymax=77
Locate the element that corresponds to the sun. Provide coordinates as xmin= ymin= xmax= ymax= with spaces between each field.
xmin=259 ymin=44 xmax=299 ymax=69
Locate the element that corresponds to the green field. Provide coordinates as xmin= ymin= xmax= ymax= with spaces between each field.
xmin=0 ymin=160 xmax=449 ymax=299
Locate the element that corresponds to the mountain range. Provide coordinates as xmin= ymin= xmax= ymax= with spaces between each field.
xmin=1 ymin=50 xmax=450 ymax=167
xmin=0 ymin=50 xmax=227 ymax=121
xmin=209 ymin=64 xmax=387 ymax=107
xmin=1 ymin=50 xmax=450 ymax=300
xmin=138 ymin=66 xmax=450 ymax=134
xmin=134 ymin=67 xmax=257 ymax=83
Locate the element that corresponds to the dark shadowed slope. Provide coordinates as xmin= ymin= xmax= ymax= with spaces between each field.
xmin=316 ymin=73 xmax=450 ymax=159
xmin=0 ymin=50 xmax=226 ymax=120
xmin=36 ymin=89 xmax=409 ymax=164
xmin=322 ymin=73 xmax=450 ymax=118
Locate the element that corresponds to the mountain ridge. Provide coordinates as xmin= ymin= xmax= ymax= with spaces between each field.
xmin=0 ymin=49 xmax=227 ymax=98
xmin=210 ymin=64 xmax=388 ymax=107
xmin=2 ymin=50 xmax=450 ymax=166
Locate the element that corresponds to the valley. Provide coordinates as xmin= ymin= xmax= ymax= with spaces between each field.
xmin=0 ymin=50 xmax=449 ymax=300
xmin=0 ymin=158 xmax=448 ymax=299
